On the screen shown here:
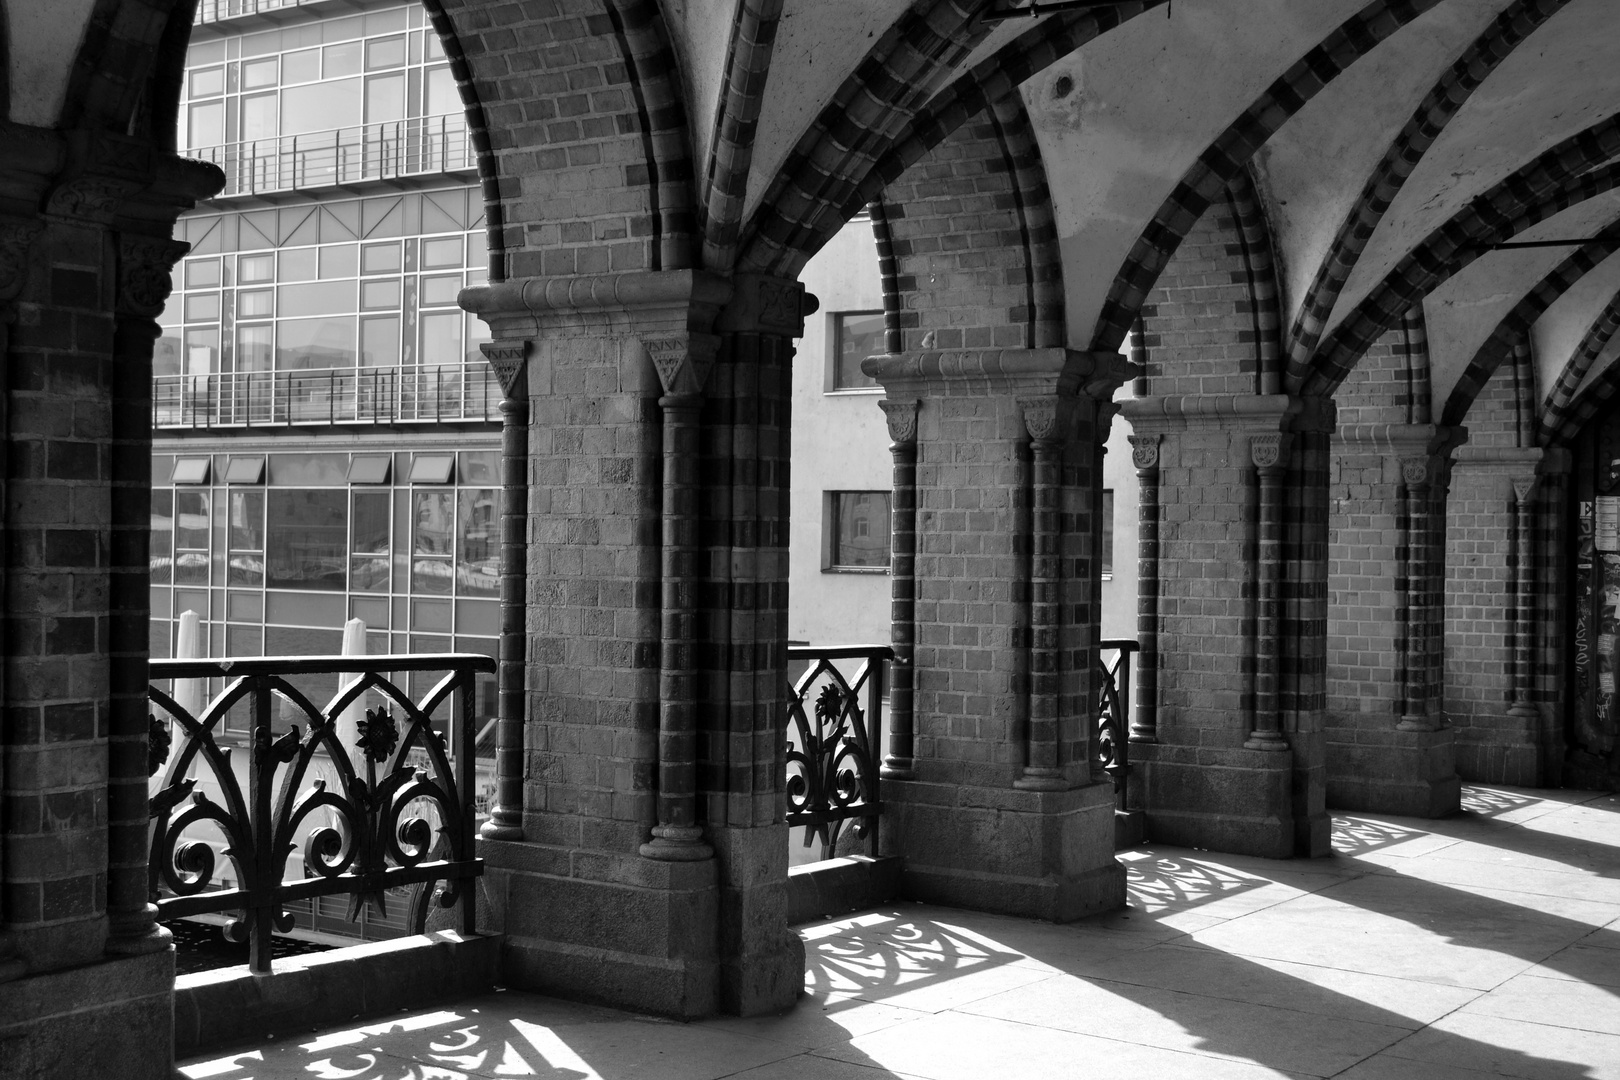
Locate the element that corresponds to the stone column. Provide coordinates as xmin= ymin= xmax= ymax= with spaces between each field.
xmin=1534 ymin=449 xmax=1572 ymax=783
xmin=1323 ymin=424 xmax=1461 ymax=817
xmin=1118 ymin=393 xmax=1333 ymax=858
xmin=879 ymin=399 xmax=919 ymax=780
xmin=478 ymin=342 xmax=530 ymax=842
xmin=866 ymin=347 xmax=1131 ymax=921
xmin=1508 ymin=476 xmax=1539 ymax=721
xmin=463 ymin=269 xmax=808 ymax=1018
xmin=1128 ymin=434 xmax=1160 ymax=743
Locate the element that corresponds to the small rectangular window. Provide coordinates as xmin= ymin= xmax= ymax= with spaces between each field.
xmin=831 ymin=311 xmax=885 ymax=390
xmin=171 ymin=457 xmax=211 ymax=485
xmin=185 ymin=259 xmax=221 ymax=289
xmin=1102 ymin=488 xmax=1114 ymax=578
xmin=189 ymin=66 xmax=225 ymax=98
xmin=825 ymin=491 xmax=890 ymax=571
xmin=239 ymin=253 xmax=274 ymax=283
xmin=409 ymin=454 xmax=455 ymax=484
xmin=241 ymin=57 xmax=278 ymax=90
xmin=224 ymin=456 xmax=264 ymax=484
xmin=421 ymin=237 xmax=463 ymax=269
xmin=348 ymin=455 xmax=391 ymax=484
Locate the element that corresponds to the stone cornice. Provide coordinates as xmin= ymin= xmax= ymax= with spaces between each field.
xmin=461 ymin=269 xmax=734 ymax=338
xmin=1333 ymin=423 xmax=1467 ymax=463
xmin=1120 ymin=393 xmax=1333 ymax=436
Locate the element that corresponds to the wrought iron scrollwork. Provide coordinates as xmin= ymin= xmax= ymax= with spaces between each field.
xmin=785 ymin=645 xmax=893 ymax=860
xmin=146 ymin=653 xmax=494 ymax=973
xmin=1096 ymin=639 xmax=1138 ymax=810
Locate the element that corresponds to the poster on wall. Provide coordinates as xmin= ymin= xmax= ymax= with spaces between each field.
xmin=1598 ymin=496 xmax=1620 ymax=552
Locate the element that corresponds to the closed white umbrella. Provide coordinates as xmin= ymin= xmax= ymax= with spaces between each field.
xmin=335 ymin=617 xmax=368 ymax=772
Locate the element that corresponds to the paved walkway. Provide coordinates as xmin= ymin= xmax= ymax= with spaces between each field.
xmin=180 ymin=785 xmax=1620 ymax=1079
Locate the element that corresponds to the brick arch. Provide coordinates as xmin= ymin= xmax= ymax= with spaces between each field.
xmin=1300 ymin=139 xmax=1620 ymax=399
xmin=1540 ymin=287 xmax=1620 ymax=445
xmin=59 ymin=0 xmax=189 ymax=133
xmin=869 ymin=199 xmax=904 ymax=354
xmin=1136 ymin=171 xmax=1283 ymax=397
xmin=1329 ymin=307 xmax=1436 ymax=427
xmin=699 ymin=0 xmax=783 ymax=271
xmin=1545 ymin=324 xmax=1620 ymax=446
xmin=433 ymin=0 xmax=697 ymax=279
xmin=1286 ymin=0 xmax=1571 ymax=370
xmin=736 ymin=0 xmax=1163 ymax=280
xmin=1088 ymin=0 xmax=1446 ymax=355
xmin=874 ymin=93 xmax=1063 ymax=352
xmin=1440 ymin=234 xmax=1620 ymax=429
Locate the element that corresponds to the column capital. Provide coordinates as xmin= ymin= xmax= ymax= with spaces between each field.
xmin=1129 ymin=433 xmax=1161 ymax=472
xmin=879 ymin=398 xmax=919 ymax=446
xmin=115 ymin=234 xmax=189 ymax=319
xmin=714 ymin=273 xmax=819 ymax=337
xmin=0 ymin=217 xmax=42 ymax=303
xmin=480 ymin=339 xmax=532 ymax=399
xmin=1018 ymin=396 xmax=1070 ymax=446
xmin=644 ymin=332 xmax=721 ymax=396
xmin=1250 ymin=431 xmax=1291 ymax=473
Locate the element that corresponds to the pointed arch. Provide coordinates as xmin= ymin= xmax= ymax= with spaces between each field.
xmin=1538 ymin=287 xmax=1620 ymax=445
xmin=700 ymin=0 xmax=783 ymax=271
xmin=1226 ymin=166 xmax=1284 ymax=393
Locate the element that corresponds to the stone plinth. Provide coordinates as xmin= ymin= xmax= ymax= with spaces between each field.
xmin=1129 ymin=743 xmax=1296 ymax=859
xmin=0 ymin=950 xmax=173 ymax=1080
xmin=1325 ymin=715 xmax=1461 ymax=817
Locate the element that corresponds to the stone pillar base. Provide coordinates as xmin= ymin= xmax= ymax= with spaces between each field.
xmin=1326 ymin=715 xmax=1461 ymax=817
xmin=480 ymin=839 xmax=720 ymax=1019
xmin=1130 ymin=743 xmax=1296 ymax=858
xmin=0 ymin=949 xmax=172 ymax=1080
xmin=885 ymin=778 xmax=1125 ymax=922
xmin=711 ymin=824 xmax=804 ymax=1017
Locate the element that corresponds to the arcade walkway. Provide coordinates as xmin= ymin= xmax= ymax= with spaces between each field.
xmin=179 ymin=785 xmax=1620 ymax=1080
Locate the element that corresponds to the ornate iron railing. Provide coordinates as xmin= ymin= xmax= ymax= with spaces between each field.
xmin=1098 ymin=638 xmax=1138 ymax=809
xmin=152 ymin=362 xmax=500 ymax=429
xmin=147 ymin=652 xmax=495 ymax=973
xmin=188 ymin=115 xmax=475 ymax=197
xmin=785 ymin=645 xmax=892 ymax=861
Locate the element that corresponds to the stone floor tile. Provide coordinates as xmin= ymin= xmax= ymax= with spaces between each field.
xmin=1333 ymin=1052 xmax=1564 ymax=1080
xmin=1379 ymin=1011 xmax=1620 ymax=1079
xmin=1525 ymin=941 xmax=1620 ymax=985
xmin=813 ymin=1010 xmax=1313 ymax=1080
xmin=1457 ymin=972 xmax=1620 ymax=1036
xmin=954 ymin=968 xmax=1411 ymax=1077
xmin=1074 ymin=940 xmax=1481 ymax=1028
xmin=1354 ymin=851 xmax=1620 ymax=906
xmin=703 ymin=994 xmax=933 ymax=1050
xmin=723 ymin=1055 xmax=933 ymax=1080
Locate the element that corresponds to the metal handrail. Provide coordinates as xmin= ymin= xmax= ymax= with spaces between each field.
xmin=152 ymin=362 xmax=500 ymax=429
xmin=188 ymin=115 xmax=475 ymax=197
xmin=785 ymin=644 xmax=893 ymax=861
xmin=147 ymin=652 xmax=495 ymax=973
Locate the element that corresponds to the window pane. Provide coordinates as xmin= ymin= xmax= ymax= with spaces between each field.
xmin=186 ymin=259 xmax=221 ymax=289
xmin=425 ymin=65 xmax=456 ymax=115
xmin=229 ymin=490 xmax=265 ymax=586
xmin=279 ymin=247 xmax=318 ymax=282
xmin=366 ymin=35 xmax=406 ymax=70
xmin=283 ymin=77 xmax=361 ymax=133
xmin=175 ymin=491 xmax=211 ymax=585
xmin=413 ymin=491 xmax=454 ymax=595
xmin=362 ymin=242 xmax=401 ymax=274
xmin=151 ymin=490 xmax=174 ymax=584
xmin=351 ymin=491 xmax=391 ymax=591
xmin=189 ymin=101 xmax=224 ymax=148
xmin=834 ymin=312 xmax=885 ymax=389
xmin=266 ymin=489 xmax=348 ymax=591
xmin=457 ymin=488 xmax=499 ymax=597
xmin=420 ymin=312 xmax=461 ymax=367
xmin=237 ymin=324 xmax=273 ymax=371
xmin=241 ymin=93 xmax=278 ymax=142
xmin=238 ymin=289 xmax=271 ymax=318
xmin=419 ymin=274 xmax=460 ymax=307
xmin=189 ymin=66 xmax=224 ymax=98
xmin=319 ymin=244 xmax=358 ymax=280
xmin=421 ymin=237 xmax=462 ymax=269
xmin=155 ymin=334 xmax=182 ymax=377
xmin=276 ymin=317 xmax=357 ymax=369
xmin=239 ymin=253 xmax=275 ymax=283
xmin=364 ymin=72 xmax=406 ymax=124
xmin=184 ymin=293 xmax=220 ymax=322
xmin=279 ymin=280 xmax=355 ymax=317
xmin=185 ymin=328 xmax=219 ymax=374
xmin=1101 ymin=489 xmax=1114 ymax=577
xmin=282 ymin=48 xmax=319 ymax=84
xmin=242 ymin=57 xmax=278 ymax=90
xmin=360 ymin=316 xmax=401 ymax=367
xmin=360 ymin=278 xmax=400 ymax=311
xmin=323 ymin=41 xmax=362 ymax=78
xmin=831 ymin=492 xmax=890 ymax=568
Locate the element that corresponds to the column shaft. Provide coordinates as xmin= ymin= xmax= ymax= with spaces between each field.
xmin=880 ymin=401 xmax=918 ymax=779
xmin=481 ymin=394 xmax=527 ymax=840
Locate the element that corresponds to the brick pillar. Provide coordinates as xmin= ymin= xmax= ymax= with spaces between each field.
xmin=879 ymin=400 xmax=919 ymax=779
xmin=1128 ymin=434 xmax=1160 ymax=742
xmin=1445 ymin=446 xmax=1555 ymax=784
xmin=1118 ymin=394 xmax=1334 ymax=859
xmin=1323 ymin=424 xmax=1462 ymax=817
xmin=867 ymin=347 xmax=1130 ymax=921
xmin=462 ymin=270 xmax=808 ymax=1018
xmin=1534 ymin=449 xmax=1572 ymax=784
xmin=0 ymin=136 xmax=219 ymax=1078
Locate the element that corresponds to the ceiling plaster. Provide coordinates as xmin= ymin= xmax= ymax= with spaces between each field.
xmin=1326 ymin=0 xmax=1620 ymax=341
xmin=1530 ymin=246 xmax=1620 ymax=410
xmin=8 ymin=0 xmax=97 ymax=127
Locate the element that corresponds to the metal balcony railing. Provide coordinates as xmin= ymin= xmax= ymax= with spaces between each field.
xmin=152 ymin=362 xmax=501 ymax=429
xmin=188 ymin=115 xmax=475 ymax=197
xmin=147 ymin=652 xmax=495 ymax=973
xmin=1098 ymin=638 xmax=1138 ymax=810
xmin=785 ymin=644 xmax=892 ymax=861
xmin=194 ymin=0 xmax=313 ymax=22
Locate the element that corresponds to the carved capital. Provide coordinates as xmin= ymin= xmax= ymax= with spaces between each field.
xmin=1401 ymin=457 xmax=1430 ymax=489
xmin=1250 ymin=432 xmax=1289 ymax=471
xmin=1019 ymin=397 xmax=1065 ymax=445
xmin=480 ymin=340 xmax=531 ymax=398
xmin=117 ymin=235 xmax=189 ymax=318
xmin=1129 ymin=434 xmax=1161 ymax=472
xmin=1512 ymin=476 xmax=1537 ymax=505
xmin=0 ymin=219 xmax=43 ymax=302
xmin=879 ymin=399 xmax=919 ymax=446
xmin=45 ymin=176 xmax=139 ymax=224
xmin=644 ymin=333 xmax=719 ymax=395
